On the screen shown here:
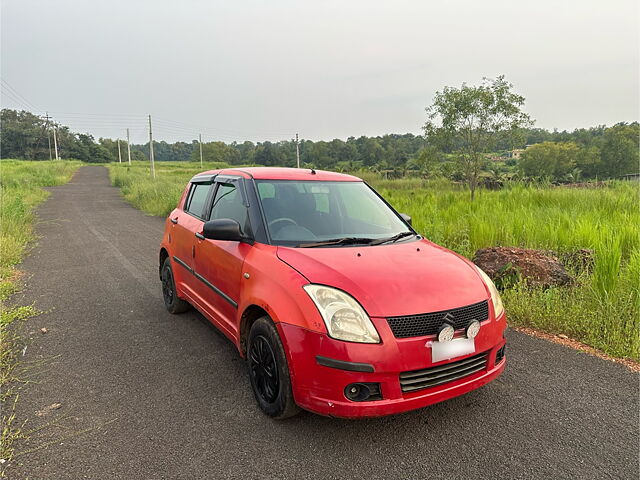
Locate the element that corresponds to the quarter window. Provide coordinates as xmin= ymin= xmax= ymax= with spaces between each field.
xmin=185 ymin=183 xmax=212 ymax=218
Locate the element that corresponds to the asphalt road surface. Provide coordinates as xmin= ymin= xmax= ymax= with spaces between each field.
xmin=8 ymin=166 xmax=639 ymax=479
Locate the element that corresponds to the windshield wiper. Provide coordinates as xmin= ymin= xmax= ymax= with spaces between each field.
xmin=369 ymin=231 xmax=415 ymax=246
xmin=297 ymin=237 xmax=376 ymax=248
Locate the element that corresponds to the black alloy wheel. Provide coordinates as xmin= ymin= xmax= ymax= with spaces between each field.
xmin=247 ymin=317 xmax=300 ymax=419
xmin=249 ymin=335 xmax=280 ymax=403
xmin=161 ymin=257 xmax=190 ymax=314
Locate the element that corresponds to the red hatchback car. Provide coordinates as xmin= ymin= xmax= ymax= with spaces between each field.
xmin=159 ymin=167 xmax=506 ymax=418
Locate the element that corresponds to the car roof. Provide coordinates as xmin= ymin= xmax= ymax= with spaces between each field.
xmin=194 ymin=167 xmax=362 ymax=182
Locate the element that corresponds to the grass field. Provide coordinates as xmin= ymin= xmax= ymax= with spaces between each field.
xmin=108 ymin=161 xmax=640 ymax=360
xmin=0 ymin=160 xmax=82 ymax=463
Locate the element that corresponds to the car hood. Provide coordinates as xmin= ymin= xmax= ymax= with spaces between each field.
xmin=277 ymin=239 xmax=489 ymax=318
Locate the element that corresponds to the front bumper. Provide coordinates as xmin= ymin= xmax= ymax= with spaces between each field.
xmin=278 ymin=314 xmax=507 ymax=418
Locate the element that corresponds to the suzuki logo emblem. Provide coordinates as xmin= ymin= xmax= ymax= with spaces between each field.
xmin=443 ymin=312 xmax=455 ymax=324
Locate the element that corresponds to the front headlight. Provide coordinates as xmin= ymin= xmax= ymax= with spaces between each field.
xmin=303 ymin=285 xmax=380 ymax=343
xmin=475 ymin=266 xmax=505 ymax=318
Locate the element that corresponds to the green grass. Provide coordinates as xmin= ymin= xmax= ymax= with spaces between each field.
xmin=107 ymin=162 xmax=640 ymax=360
xmin=107 ymin=161 xmax=231 ymax=216
xmin=375 ymin=180 xmax=639 ymax=359
xmin=0 ymin=159 xmax=82 ymax=467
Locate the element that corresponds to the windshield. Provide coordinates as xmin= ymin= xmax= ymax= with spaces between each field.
xmin=256 ymin=180 xmax=414 ymax=246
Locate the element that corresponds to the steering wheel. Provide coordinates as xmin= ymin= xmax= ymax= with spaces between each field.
xmin=268 ymin=217 xmax=298 ymax=231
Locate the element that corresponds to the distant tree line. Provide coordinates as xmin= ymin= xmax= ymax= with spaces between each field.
xmin=518 ymin=123 xmax=639 ymax=180
xmin=1 ymin=108 xmax=638 ymax=182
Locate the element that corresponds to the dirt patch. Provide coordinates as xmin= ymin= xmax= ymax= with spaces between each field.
xmin=474 ymin=246 xmax=572 ymax=288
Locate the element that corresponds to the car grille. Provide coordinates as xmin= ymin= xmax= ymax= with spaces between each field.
xmin=399 ymin=352 xmax=488 ymax=393
xmin=387 ymin=300 xmax=489 ymax=338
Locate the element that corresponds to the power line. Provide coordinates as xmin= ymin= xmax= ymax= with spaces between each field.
xmin=0 ymin=78 xmax=41 ymax=112
xmin=1 ymin=100 xmax=297 ymax=144
xmin=0 ymin=86 xmax=36 ymax=112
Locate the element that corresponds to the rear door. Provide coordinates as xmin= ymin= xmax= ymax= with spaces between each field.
xmin=171 ymin=180 xmax=214 ymax=299
xmin=193 ymin=176 xmax=252 ymax=338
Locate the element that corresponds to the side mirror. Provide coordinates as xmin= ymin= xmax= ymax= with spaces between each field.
xmin=203 ymin=218 xmax=243 ymax=242
xmin=400 ymin=213 xmax=412 ymax=226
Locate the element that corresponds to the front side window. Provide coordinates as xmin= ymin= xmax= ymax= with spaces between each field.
xmin=256 ymin=180 xmax=412 ymax=246
xmin=185 ymin=183 xmax=212 ymax=218
xmin=209 ymin=183 xmax=250 ymax=234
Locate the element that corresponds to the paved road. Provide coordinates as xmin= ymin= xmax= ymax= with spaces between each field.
xmin=8 ymin=166 xmax=639 ymax=479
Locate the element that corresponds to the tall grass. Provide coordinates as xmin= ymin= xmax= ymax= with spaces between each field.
xmin=108 ymin=162 xmax=640 ymax=360
xmin=372 ymin=179 xmax=639 ymax=360
xmin=108 ymin=161 xmax=230 ymax=216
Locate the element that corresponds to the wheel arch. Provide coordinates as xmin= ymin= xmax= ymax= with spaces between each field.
xmin=159 ymin=247 xmax=169 ymax=280
xmin=239 ymin=304 xmax=270 ymax=356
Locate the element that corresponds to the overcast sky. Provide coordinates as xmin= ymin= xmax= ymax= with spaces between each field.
xmin=1 ymin=0 xmax=638 ymax=144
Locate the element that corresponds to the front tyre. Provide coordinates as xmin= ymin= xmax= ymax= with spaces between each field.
xmin=247 ymin=317 xmax=300 ymax=419
xmin=161 ymin=257 xmax=190 ymax=314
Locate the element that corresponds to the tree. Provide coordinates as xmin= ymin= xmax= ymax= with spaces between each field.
xmin=423 ymin=76 xmax=532 ymax=199
xmin=0 ymin=109 xmax=51 ymax=159
xmin=519 ymin=142 xmax=580 ymax=181
xmin=64 ymin=133 xmax=111 ymax=162
xmin=407 ymin=146 xmax=443 ymax=177
xmin=600 ymin=123 xmax=640 ymax=177
xmin=575 ymin=145 xmax=602 ymax=178
xmin=193 ymin=141 xmax=239 ymax=165
xmin=519 ymin=142 xmax=557 ymax=178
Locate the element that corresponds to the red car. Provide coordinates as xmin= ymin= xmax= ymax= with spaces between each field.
xmin=159 ymin=167 xmax=506 ymax=418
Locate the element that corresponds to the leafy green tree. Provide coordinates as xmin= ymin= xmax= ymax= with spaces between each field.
xmin=424 ymin=76 xmax=532 ymax=199
xmin=253 ymin=141 xmax=286 ymax=166
xmin=519 ymin=142 xmax=557 ymax=178
xmin=232 ymin=141 xmax=256 ymax=164
xmin=600 ymin=123 xmax=639 ymax=177
xmin=194 ymin=141 xmax=239 ymax=164
xmin=355 ymin=137 xmax=384 ymax=166
xmin=0 ymin=109 xmax=51 ymax=159
xmin=575 ymin=146 xmax=602 ymax=178
xmin=407 ymin=146 xmax=443 ymax=177
xmin=64 ymin=133 xmax=111 ymax=162
xmin=519 ymin=142 xmax=579 ymax=180
xmin=554 ymin=142 xmax=580 ymax=179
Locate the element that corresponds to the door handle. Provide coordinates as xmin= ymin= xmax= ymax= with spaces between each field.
xmin=170 ymin=218 xmax=178 ymax=224
xmin=195 ymin=232 xmax=205 ymax=240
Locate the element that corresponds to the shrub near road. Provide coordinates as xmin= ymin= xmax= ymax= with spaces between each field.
xmin=108 ymin=162 xmax=639 ymax=360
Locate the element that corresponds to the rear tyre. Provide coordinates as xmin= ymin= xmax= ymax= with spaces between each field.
xmin=161 ymin=257 xmax=190 ymax=314
xmin=247 ymin=317 xmax=300 ymax=419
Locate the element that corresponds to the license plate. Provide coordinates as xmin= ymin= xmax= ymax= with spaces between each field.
xmin=431 ymin=337 xmax=475 ymax=363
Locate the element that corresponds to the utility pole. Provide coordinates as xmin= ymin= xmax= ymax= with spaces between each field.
xmin=126 ymin=128 xmax=132 ymax=165
xmin=52 ymin=124 xmax=60 ymax=161
xmin=199 ymin=133 xmax=203 ymax=168
xmin=45 ymin=112 xmax=52 ymax=160
xmin=148 ymin=115 xmax=155 ymax=178
xmin=117 ymin=139 xmax=122 ymax=163
xmin=296 ymin=133 xmax=300 ymax=168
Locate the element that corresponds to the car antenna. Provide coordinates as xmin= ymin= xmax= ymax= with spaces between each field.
xmin=310 ymin=169 xmax=316 ymax=175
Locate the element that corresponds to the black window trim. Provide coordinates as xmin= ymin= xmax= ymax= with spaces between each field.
xmin=183 ymin=177 xmax=216 ymax=221
xmin=204 ymin=175 xmax=256 ymax=244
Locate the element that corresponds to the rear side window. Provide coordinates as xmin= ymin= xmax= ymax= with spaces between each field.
xmin=185 ymin=183 xmax=211 ymax=218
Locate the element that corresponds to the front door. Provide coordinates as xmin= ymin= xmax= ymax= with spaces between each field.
xmin=194 ymin=178 xmax=252 ymax=338
xmin=172 ymin=181 xmax=213 ymax=300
